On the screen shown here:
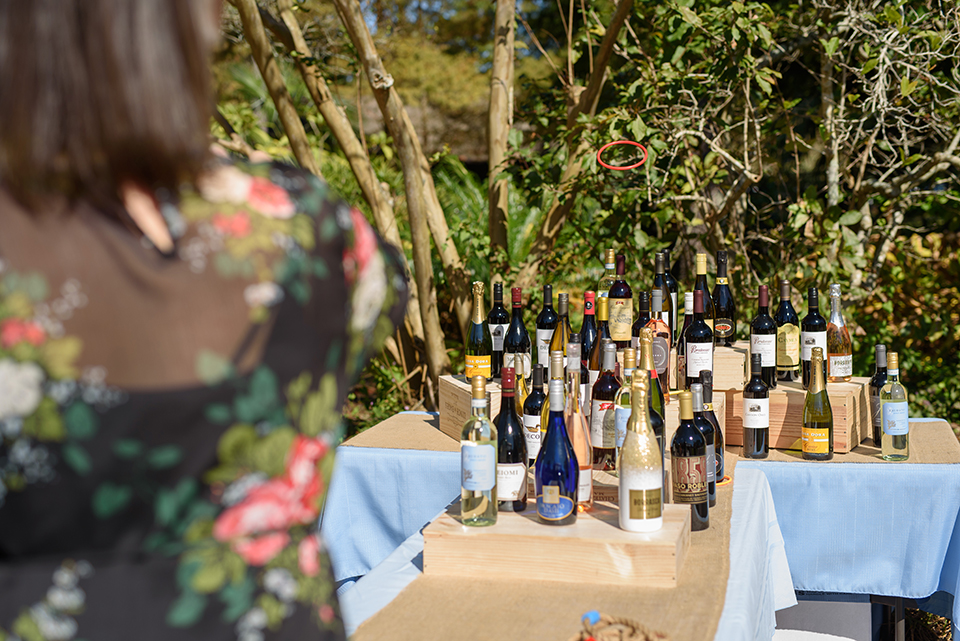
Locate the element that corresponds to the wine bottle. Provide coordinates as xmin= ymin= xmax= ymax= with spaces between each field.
xmin=693 ymin=253 xmax=716 ymax=331
xmin=631 ymin=291 xmax=651 ymax=349
xmin=588 ymin=296 xmax=611 ymax=390
xmin=638 ymin=327 xmax=666 ymax=419
xmin=613 ymin=347 xmax=637 ymax=452
xmin=565 ymin=341 xmax=593 ymax=512
xmin=662 ymin=248 xmax=680 ymax=346
xmin=522 ymin=364 xmax=546 ymax=466
xmin=608 ymin=253 xmax=634 ymax=350
xmin=690 ymin=383 xmax=716 ymax=507
xmin=653 ymin=252 xmax=674 ymax=342
xmin=503 ymin=286 xmax=532 ymax=379
xmin=826 ymin=283 xmax=853 ymax=382
xmin=618 ymin=370 xmax=663 ymax=532
xmin=535 ymin=284 xmax=559 ymax=367
xmin=590 ymin=342 xmax=620 ymax=470
xmin=801 ymin=347 xmax=833 ymax=461
xmin=685 ymin=290 xmax=714 ymax=389
xmin=515 ymin=356 xmax=529 ymax=409
xmin=549 ymin=292 xmax=573 ymax=370
xmin=461 ymin=375 xmax=497 ymax=526
xmin=580 ymin=291 xmax=598 ymax=369
xmin=597 ymin=248 xmax=617 ymax=298
xmin=868 ymin=344 xmax=888 ymax=448
xmin=466 ymin=282 xmax=493 ymax=378
xmin=775 ymin=279 xmax=801 ymax=382
xmin=487 ymin=283 xmax=510 ymax=379
xmin=646 ymin=289 xmax=672 ymax=399
xmin=700 ymin=370 xmax=724 ymax=483
xmin=535 ymin=378 xmax=578 ymax=525
xmin=495 ymin=368 xmax=527 ymax=511
xmin=712 ymin=250 xmax=736 ymax=346
xmin=880 ymin=351 xmax=909 ymax=461
xmin=676 ymin=292 xmax=694 ymax=390
xmin=801 ymin=287 xmax=828 ymax=389
xmin=540 ymin=351 xmax=567 ymax=436
xmin=750 ymin=285 xmax=778 ymax=389
xmin=742 ymin=353 xmax=769 ymax=459
xmin=671 ymin=390 xmax=709 ymax=531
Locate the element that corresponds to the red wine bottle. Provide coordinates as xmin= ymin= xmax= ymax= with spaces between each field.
xmin=487 ymin=283 xmax=510 ymax=379
xmin=662 ymin=248 xmax=680 ymax=346
xmin=800 ymin=287 xmax=827 ymax=390
xmin=700 ymin=370 xmax=724 ymax=483
xmin=494 ymin=368 xmax=527 ymax=512
xmin=775 ymin=279 xmax=801 ymax=382
xmin=503 ymin=287 xmax=531 ymax=378
xmin=684 ymin=290 xmax=714 ymax=389
xmin=712 ymin=250 xmax=736 ymax=347
xmin=750 ymin=285 xmax=778 ymax=389
xmin=608 ymin=254 xmax=634 ymax=350
xmin=535 ymin=284 xmax=558 ymax=368
xmin=742 ymin=354 xmax=770 ymax=459
xmin=579 ymin=291 xmax=598 ymax=368
xmin=690 ymin=383 xmax=716 ymax=507
xmin=631 ymin=290 xmax=650 ymax=349
xmin=671 ymin=391 xmax=709 ymax=531
xmin=590 ymin=342 xmax=620 ymax=470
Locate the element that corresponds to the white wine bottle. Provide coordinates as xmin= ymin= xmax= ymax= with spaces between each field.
xmin=613 ymin=347 xmax=638 ymax=453
xmin=880 ymin=351 xmax=909 ymax=461
xmin=460 ymin=375 xmax=497 ymax=526
xmin=618 ymin=370 xmax=663 ymax=532
xmin=801 ymin=347 xmax=833 ymax=460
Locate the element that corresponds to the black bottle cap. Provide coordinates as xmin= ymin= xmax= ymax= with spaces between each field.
xmin=639 ymin=290 xmax=650 ymax=312
xmin=699 ymin=370 xmax=714 ymax=400
xmin=751 ymin=352 xmax=762 ymax=372
xmin=543 ymin=284 xmax=553 ymax=302
xmin=493 ymin=282 xmax=503 ymax=301
xmin=808 ymin=287 xmax=819 ymax=308
xmin=532 ymin=363 xmax=544 ymax=387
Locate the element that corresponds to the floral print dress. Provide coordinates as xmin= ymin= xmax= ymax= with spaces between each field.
xmin=0 ymin=160 xmax=407 ymax=640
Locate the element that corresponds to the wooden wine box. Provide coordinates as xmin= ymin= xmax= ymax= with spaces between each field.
xmin=668 ymin=342 xmax=747 ymax=393
xmin=723 ymin=377 xmax=870 ymax=453
xmin=422 ymin=501 xmax=691 ymax=587
xmin=438 ymin=374 xmax=502 ymax=440
xmin=661 ymin=391 xmax=726 ymax=446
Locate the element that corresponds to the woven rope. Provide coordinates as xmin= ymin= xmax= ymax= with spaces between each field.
xmin=568 ymin=612 xmax=671 ymax=641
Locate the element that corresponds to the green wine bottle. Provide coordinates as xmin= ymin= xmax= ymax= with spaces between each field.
xmin=465 ymin=281 xmax=492 ymax=378
xmin=801 ymin=347 xmax=833 ymax=461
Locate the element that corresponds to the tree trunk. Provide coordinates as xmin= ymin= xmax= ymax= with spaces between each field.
xmin=487 ymin=0 xmax=515 ymax=274
xmin=230 ymin=0 xmax=321 ymax=177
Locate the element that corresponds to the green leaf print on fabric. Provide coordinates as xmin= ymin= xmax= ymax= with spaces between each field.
xmin=233 ymin=366 xmax=279 ymax=424
xmin=196 ymin=350 xmax=235 ymax=386
xmin=112 ymin=439 xmax=144 ymax=459
xmin=156 ymin=479 xmax=199 ymax=527
xmin=218 ymin=574 xmax=256 ymax=623
xmin=40 ymin=336 xmax=82 ymax=380
xmin=92 ymin=482 xmax=133 ymax=518
xmin=61 ymin=444 xmax=92 ymax=476
xmin=204 ymin=403 xmax=232 ymax=425
xmin=147 ymin=446 xmax=183 ymax=470
xmin=2 ymin=271 xmax=49 ymax=302
xmin=166 ymin=590 xmax=208 ymax=628
xmin=64 ymin=402 xmax=98 ymax=440
xmin=22 ymin=398 xmax=65 ymax=442
xmin=299 ymin=374 xmax=337 ymax=437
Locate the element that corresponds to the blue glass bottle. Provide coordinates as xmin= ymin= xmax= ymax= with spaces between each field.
xmin=535 ymin=378 xmax=578 ymax=525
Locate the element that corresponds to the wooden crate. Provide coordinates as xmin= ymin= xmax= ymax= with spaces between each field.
xmin=438 ymin=375 xmax=502 ymax=440
xmin=723 ymin=377 xmax=870 ymax=453
xmin=669 ymin=342 xmax=747 ymax=392
xmin=662 ymin=390 xmax=726 ymax=448
xmin=423 ymin=501 xmax=690 ymax=587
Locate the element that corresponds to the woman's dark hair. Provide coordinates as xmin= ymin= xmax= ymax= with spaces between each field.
xmin=0 ymin=0 xmax=217 ymax=205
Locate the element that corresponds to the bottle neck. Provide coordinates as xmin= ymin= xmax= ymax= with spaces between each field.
xmin=471 ymin=398 xmax=488 ymax=418
xmin=472 ymin=291 xmax=485 ymax=324
xmin=888 ymin=367 xmax=900 ymax=382
xmin=639 ymin=344 xmax=655 ymax=371
xmin=810 ymin=358 xmax=826 ymax=394
xmin=829 ymin=297 xmax=844 ymax=326
xmin=566 ymin=371 xmax=580 ymax=405
xmin=758 ymin=304 xmax=769 ymax=316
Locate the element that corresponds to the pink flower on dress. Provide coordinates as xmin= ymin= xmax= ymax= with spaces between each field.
xmin=342 ymin=208 xmax=377 ymax=284
xmin=212 ymin=212 xmax=252 ymax=238
xmin=232 ymin=532 xmax=291 ymax=566
xmin=1 ymin=319 xmax=46 ymax=348
xmin=318 ymin=604 xmax=336 ymax=624
xmin=298 ymin=534 xmax=321 ymax=577
xmin=248 ymin=177 xmax=296 ymax=219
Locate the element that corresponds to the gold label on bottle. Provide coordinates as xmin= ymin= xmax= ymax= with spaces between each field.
xmin=465 ymin=354 xmax=491 ymax=378
xmin=629 ymin=488 xmax=662 ymax=519
xmin=777 ymin=325 xmax=800 ymax=368
xmin=801 ymin=426 xmax=830 ymax=454
xmin=716 ymin=277 xmax=728 ymax=285
xmin=608 ymin=298 xmax=633 ymax=341
xmin=543 ymin=485 xmax=560 ymax=504
xmin=671 ymin=455 xmax=707 ymax=504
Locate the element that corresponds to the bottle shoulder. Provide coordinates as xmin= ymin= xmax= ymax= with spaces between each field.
xmin=751 ymin=314 xmax=777 ymax=332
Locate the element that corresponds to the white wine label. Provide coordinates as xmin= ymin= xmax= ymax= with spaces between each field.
xmin=627 ymin=487 xmax=662 ymax=520
xmin=503 ymin=351 xmax=533 ymax=379
xmin=631 ymin=336 xmax=639 ymax=350
xmin=871 ymin=395 xmax=882 ymax=428
xmin=742 ymin=397 xmax=770 ymax=428
xmin=497 ymin=462 xmax=527 ymax=501
xmin=829 ymin=354 xmax=853 ymax=377
xmin=751 ymin=334 xmax=776 ymax=367
xmin=882 ymin=402 xmax=909 ymax=436
xmin=537 ymin=487 xmax=575 ymax=521
xmin=522 ymin=414 xmax=542 ymax=461
xmin=777 ymin=324 xmax=801 ymax=368
xmin=614 ymin=405 xmax=631 ymax=448
xmin=578 ymin=466 xmax=593 ymax=502
xmin=465 ymin=354 xmax=491 ymax=378
xmin=686 ymin=342 xmax=713 ymax=378
xmin=588 ymin=369 xmax=600 ymax=388
xmin=580 ymin=383 xmax=588 ymax=412
xmin=608 ymin=298 xmax=633 ymax=341
xmin=490 ymin=324 xmax=508 ymax=351
xmin=536 ymin=329 xmax=553 ymax=366
xmin=802 ymin=425 xmax=831 ymax=454
xmin=590 ymin=400 xmax=616 ymax=448
xmin=461 ymin=443 xmax=496 ymax=491
xmin=705 ymin=443 xmax=716 ymax=484
xmin=801 ymin=330 xmax=827 ymax=361
xmin=652 ymin=336 xmax=670 ymax=376
xmin=672 ymin=455 xmax=707 ymax=504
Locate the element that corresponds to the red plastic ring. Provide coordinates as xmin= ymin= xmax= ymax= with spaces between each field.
xmin=597 ymin=140 xmax=648 ymax=171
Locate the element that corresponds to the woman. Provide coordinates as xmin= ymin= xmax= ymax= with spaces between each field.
xmin=0 ymin=1 xmax=407 ymax=639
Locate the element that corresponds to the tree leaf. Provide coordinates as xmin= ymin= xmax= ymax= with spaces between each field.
xmin=901 ymin=76 xmax=917 ymax=97
xmin=92 ymin=482 xmax=133 ymax=518
xmin=838 ymin=210 xmax=862 ymax=226
xmin=677 ymin=5 xmax=702 ymax=27
xmin=862 ymin=58 xmax=879 ymax=74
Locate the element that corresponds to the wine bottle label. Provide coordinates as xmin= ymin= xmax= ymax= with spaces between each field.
xmin=631 ymin=336 xmax=639 ymax=349
xmin=742 ymin=397 xmax=770 ymax=428
xmin=652 ymin=336 xmax=669 ymax=376
xmin=671 ymin=455 xmax=707 ymax=504
xmin=801 ymin=330 xmax=827 ymax=361
xmin=490 ymin=324 xmax=508 ymax=351
xmin=537 ymin=486 xmax=575 ymax=521
xmin=504 ymin=351 xmax=533 ymax=378
xmin=461 ymin=443 xmax=496 ymax=491
xmin=497 ymin=462 xmax=527 ymax=501
xmin=608 ymin=299 xmax=634 ymax=341
xmin=751 ymin=334 xmax=776 ymax=367
xmin=677 ymin=351 xmax=686 ymax=383
xmin=829 ymin=354 xmax=853 ymax=377
xmin=801 ymin=425 xmax=830 ymax=454
xmin=882 ymin=402 xmax=909 ymax=436
xmin=714 ymin=319 xmax=734 ymax=338
xmin=777 ymin=324 xmax=801 ymax=368
xmin=686 ymin=343 xmax=713 ymax=378
xmin=522 ymin=414 xmax=542 ymax=461
xmin=465 ymin=354 xmax=491 ymax=378
xmin=705 ymin=443 xmax=716 ymax=484
xmin=578 ymin=466 xmax=593 ymax=503
xmin=627 ymin=487 xmax=662 ymax=520
xmin=590 ymin=400 xmax=616 ymax=448
xmin=614 ymin=405 xmax=631 ymax=448
xmin=716 ymin=277 xmax=728 ymax=285
xmin=871 ymin=395 xmax=882 ymax=428
xmin=536 ymin=329 xmax=553 ymax=365
xmin=588 ymin=369 xmax=600 ymax=388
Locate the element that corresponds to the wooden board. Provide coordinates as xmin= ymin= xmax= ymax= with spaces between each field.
xmin=723 ymin=377 xmax=870 ymax=453
xmin=423 ymin=501 xmax=690 ymax=587
xmin=669 ymin=342 xmax=747 ymax=392
xmin=438 ymin=374 xmax=502 ymax=441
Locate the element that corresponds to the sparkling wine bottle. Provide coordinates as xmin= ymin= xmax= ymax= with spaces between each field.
xmin=522 ymin=364 xmax=546 ymax=466
xmin=535 ymin=284 xmax=558 ymax=367
xmin=618 ymin=370 xmax=663 ymax=532
xmin=750 ymin=285 xmax=778 ymax=389
xmin=565 ymin=342 xmax=593 ymax=512
xmin=608 ymin=254 xmax=634 ymax=349
xmin=495 ymin=368 xmax=527 ymax=510
xmin=503 ymin=286 xmax=532 ymax=379
xmin=671 ymin=390 xmax=709 ymax=531
xmin=461 ymin=375 xmax=497 ymax=526
xmin=465 ymin=282 xmax=493 ymax=378
xmin=880 ymin=352 xmax=909 ymax=461
xmin=826 ymin=283 xmax=853 ymax=382
xmin=693 ymin=253 xmax=716 ymax=331
xmin=712 ymin=250 xmax=736 ymax=347
xmin=801 ymin=348 xmax=833 ymax=461
xmin=691 ymin=383 xmax=716 ymax=507
xmin=742 ymin=354 xmax=770 ymax=459
xmin=662 ymin=248 xmax=680 ymax=346
xmin=597 ymin=248 xmax=617 ymax=298
xmin=700 ymin=370 xmax=724 ymax=483
xmin=535 ymin=378 xmax=578 ymax=525
xmin=590 ymin=342 xmax=620 ymax=470
xmin=638 ymin=328 xmax=666 ymax=419
xmin=868 ymin=344 xmax=888 ymax=447
xmin=801 ymin=287 xmax=828 ymax=389
xmin=487 ymin=283 xmax=510 ymax=379
xmin=775 ymin=279 xmax=801 ymax=382
xmin=685 ymin=290 xmax=714 ymax=390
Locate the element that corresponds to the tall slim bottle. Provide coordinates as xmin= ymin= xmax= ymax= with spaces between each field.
xmin=712 ymin=250 xmax=737 ymax=347
xmin=880 ymin=352 xmax=909 ymax=461
xmin=565 ymin=342 xmax=593 ymax=512
xmin=671 ymin=390 xmax=709 ymax=531
xmin=826 ymin=283 xmax=853 ymax=382
xmin=466 ymin=282 xmax=493 ymax=378
xmin=549 ymin=293 xmax=573 ymax=370
xmin=540 ymin=351 xmax=567 ymax=435
xmin=775 ymin=279 xmax=801 ymax=382
xmin=580 ymin=291 xmax=598 ymax=368
xmin=685 ymin=290 xmax=714 ymax=389
xmin=614 ymin=348 xmax=638 ymax=453
xmin=676 ymin=292 xmax=694 ymax=390
xmin=515 ymin=356 xmax=529 ymax=409
xmin=535 ymin=378 xmax=578 ymax=525
xmin=868 ymin=345 xmax=888 ymax=447
xmin=700 ymin=370 xmax=724 ymax=483
xmin=742 ymin=353 xmax=770 ymax=459
xmin=618 ymin=370 xmax=663 ymax=532
xmin=535 ymin=284 xmax=559 ymax=367
xmin=639 ymin=328 xmax=666 ymax=419
xmin=646 ymin=289 xmax=672 ymax=399
xmin=495 ymin=368 xmax=527 ymax=510
xmin=691 ymin=383 xmax=716 ymax=507
xmin=750 ymin=285 xmax=778 ymax=389
xmin=653 ymin=252 xmax=674 ymax=342
xmin=588 ymin=297 xmax=611 ymax=392
xmin=693 ymin=253 xmax=716 ymax=331
xmin=662 ymin=248 xmax=680 ymax=345
xmin=632 ymin=291 xmax=651 ymax=349
xmin=461 ymin=375 xmax=497 ymax=526
xmin=801 ymin=348 xmax=833 ymax=461
xmin=598 ymin=249 xmax=617 ymax=298
xmin=608 ymin=254 xmax=634 ymax=350
xmin=522 ymin=364 xmax=546 ymax=467
xmin=487 ymin=283 xmax=510 ymax=379
xmin=801 ymin=287 xmax=828 ymax=389
xmin=503 ymin=286 xmax=532 ymax=379
xmin=590 ymin=342 xmax=620 ymax=470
